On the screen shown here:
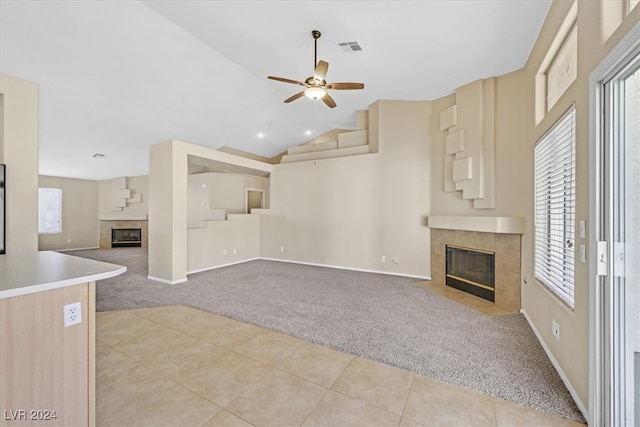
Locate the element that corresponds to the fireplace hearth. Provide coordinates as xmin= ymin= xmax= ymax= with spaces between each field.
xmin=446 ymin=245 xmax=495 ymax=302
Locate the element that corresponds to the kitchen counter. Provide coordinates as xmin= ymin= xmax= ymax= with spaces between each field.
xmin=0 ymin=250 xmax=126 ymax=299
xmin=1 ymin=250 xmax=125 ymax=426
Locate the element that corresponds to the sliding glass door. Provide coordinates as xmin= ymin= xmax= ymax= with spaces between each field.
xmin=596 ymin=51 xmax=640 ymax=427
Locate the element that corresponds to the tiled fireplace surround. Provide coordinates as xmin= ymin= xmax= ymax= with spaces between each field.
xmin=99 ymin=220 xmax=148 ymax=249
xmin=430 ymin=227 xmax=521 ymax=314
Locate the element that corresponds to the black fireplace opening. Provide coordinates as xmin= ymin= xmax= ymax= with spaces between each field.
xmin=446 ymin=245 xmax=495 ymax=302
xmin=111 ymin=228 xmax=142 ymax=248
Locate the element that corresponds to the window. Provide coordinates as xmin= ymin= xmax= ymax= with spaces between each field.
xmin=38 ymin=187 xmax=62 ymax=234
xmin=534 ymin=0 xmax=577 ymax=124
xmin=546 ymin=25 xmax=577 ymax=112
xmin=534 ymin=105 xmax=576 ymax=307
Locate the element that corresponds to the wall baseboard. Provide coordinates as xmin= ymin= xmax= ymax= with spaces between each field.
xmin=260 ymin=257 xmax=431 ymax=280
xmin=520 ymin=308 xmax=589 ymax=421
xmin=147 ymin=275 xmax=187 ymax=285
xmin=187 ymin=258 xmax=261 ymax=276
xmin=52 ymin=246 xmax=100 ymax=252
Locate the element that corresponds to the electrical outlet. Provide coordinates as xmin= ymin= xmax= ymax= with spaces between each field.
xmin=67 ymin=238 xmax=72 ymax=244
xmin=233 ymin=248 xmax=237 ymax=254
xmin=223 ymin=249 xmax=227 ymax=255
xmin=64 ymin=302 xmax=82 ymax=327
xmin=280 ymin=246 xmax=285 ymax=253
xmin=381 ymin=256 xmax=386 ymax=263
xmin=393 ymin=257 xmax=398 ymax=265
xmin=552 ymin=319 xmax=560 ymax=340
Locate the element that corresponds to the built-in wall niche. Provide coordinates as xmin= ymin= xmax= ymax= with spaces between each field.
xmin=246 ymin=188 xmax=264 ymax=213
xmin=187 ymin=172 xmax=269 ymax=228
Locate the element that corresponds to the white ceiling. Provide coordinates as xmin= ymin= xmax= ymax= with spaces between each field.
xmin=0 ymin=0 xmax=551 ymax=180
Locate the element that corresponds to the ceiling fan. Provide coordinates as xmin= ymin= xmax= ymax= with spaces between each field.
xmin=268 ymin=30 xmax=364 ymax=108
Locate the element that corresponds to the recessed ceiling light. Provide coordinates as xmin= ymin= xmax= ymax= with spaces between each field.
xmin=257 ymin=133 xmax=265 ymax=138
xmin=92 ymin=153 xmax=105 ymax=158
xmin=305 ymin=130 xmax=312 ymax=136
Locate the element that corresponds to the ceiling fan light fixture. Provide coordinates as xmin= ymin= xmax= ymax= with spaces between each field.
xmin=304 ymin=86 xmax=326 ymax=100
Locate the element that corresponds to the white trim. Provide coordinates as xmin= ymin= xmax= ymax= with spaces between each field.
xmin=588 ymin=20 xmax=640 ymax=427
xmin=157 ymin=257 xmax=430 ymax=284
xmin=260 ymin=257 xmax=431 ymax=280
xmin=521 ymin=308 xmax=589 ymax=420
xmin=146 ymin=275 xmax=188 ymax=285
xmin=427 ymin=216 xmax=524 ymax=234
xmin=187 ymin=257 xmax=261 ymax=275
xmin=56 ymin=246 xmax=100 ymax=252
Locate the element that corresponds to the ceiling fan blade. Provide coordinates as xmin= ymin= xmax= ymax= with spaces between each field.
xmin=284 ymin=91 xmax=305 ymax=103
xmin=268 ymin=76 xmax=307 ymax=87
xmin=322 ymin=93 xmax=337 ymax=108
xmin=324 ymin=82 xmax=365 ymax=90
xmin=314 ymin=60 xmax=329 ymax=81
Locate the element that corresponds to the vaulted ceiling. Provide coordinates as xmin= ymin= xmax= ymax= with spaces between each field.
xmin=0 ymin=0 xmax=551 ymax=180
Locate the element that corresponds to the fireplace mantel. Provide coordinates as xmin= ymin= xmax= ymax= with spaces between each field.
xmin=99 ymin=214 xmax=148 ymax=221
xmin=427 ymin=216 xmax=524 ymax=234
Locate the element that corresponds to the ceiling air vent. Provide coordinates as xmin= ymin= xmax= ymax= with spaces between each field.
xmin=337 ymin=41 xmax=363 ymax=54
xmin=92 ymin=153 xmax=105 ymax=159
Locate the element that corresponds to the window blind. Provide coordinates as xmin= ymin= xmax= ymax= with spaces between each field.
xmin=534 ymin=105 xmax=576 ymax=308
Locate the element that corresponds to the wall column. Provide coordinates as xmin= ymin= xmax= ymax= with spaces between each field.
xmin=0 ymin=74 xmax=39 ymax=254
xmin=148 ymin=140 xmax=188 ymax=284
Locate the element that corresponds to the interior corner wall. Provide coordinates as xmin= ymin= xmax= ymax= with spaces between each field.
xmin=0 ymin=74 xmax=39 ymax=254
xmin=38 ymin=176 xmax=99 ymax=251
xmin=262 ymin=100 xmax=431 ymax=278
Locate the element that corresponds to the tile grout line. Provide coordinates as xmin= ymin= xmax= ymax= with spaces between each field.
xmin=399 ymin=374 xmax=418 ymax=426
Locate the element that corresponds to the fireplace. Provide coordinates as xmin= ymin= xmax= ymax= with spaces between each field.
xmin=446 ymin=245 xmax=495 ymax=302
xmin=111 ymin=228 xmax=142 ymax=248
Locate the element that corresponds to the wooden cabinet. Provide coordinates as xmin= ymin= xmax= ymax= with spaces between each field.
xmin=1 ymin=282 xmax=96 ymax=426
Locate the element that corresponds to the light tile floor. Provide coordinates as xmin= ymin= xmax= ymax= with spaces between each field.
xmin=96 ymin=305 xmax=585 ymax=427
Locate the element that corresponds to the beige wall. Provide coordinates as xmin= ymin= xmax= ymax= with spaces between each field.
xmin=430 ymin=70 xmax=528 ymax=218
xmin=188 ymin=215 xmax=260 ymax=273
xmin=521 ymin=0 xmax=639 ymax=411
xmin=98 ymin=175 xmax=148 ymax=217
xmin=38 ymin=176 xmax=99 ymax=251
xmin=189 ymin=172 xmax=269 ymax=215
xmin=261 ymin=100 xmax=431 ymax=278
xmin=0 ymin=74 xmax=39 ymax=254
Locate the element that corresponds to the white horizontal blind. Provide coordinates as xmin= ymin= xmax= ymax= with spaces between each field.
xmin=534 ymin=106 xmax=576 ymax=307
xmin=38 ymin=187 xmax=62 ymax=234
